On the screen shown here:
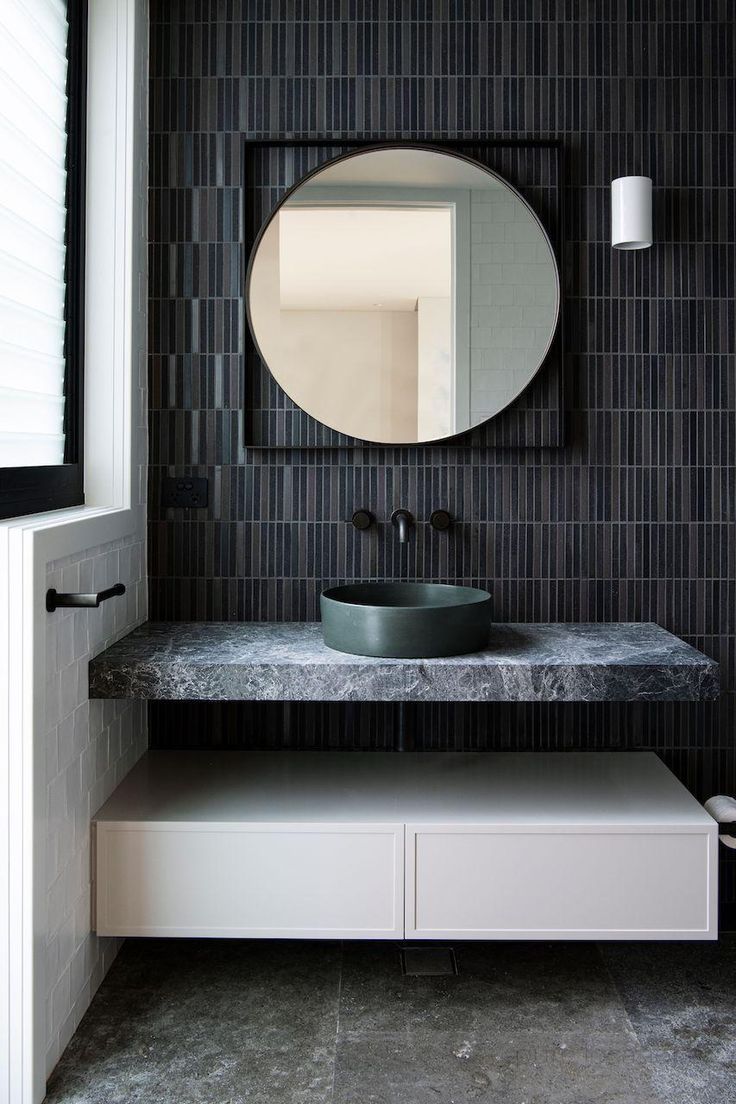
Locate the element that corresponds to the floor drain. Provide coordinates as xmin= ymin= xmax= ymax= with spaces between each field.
xmin=401 ymin=947 xmax=458 ymax=976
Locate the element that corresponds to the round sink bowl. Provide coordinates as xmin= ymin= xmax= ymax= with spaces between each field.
xmin=320 ymin=582 xmax=492 ymax=658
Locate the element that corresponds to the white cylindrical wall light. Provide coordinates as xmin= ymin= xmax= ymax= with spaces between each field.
xmin=611 ymin=176 xmax=652 ymax=249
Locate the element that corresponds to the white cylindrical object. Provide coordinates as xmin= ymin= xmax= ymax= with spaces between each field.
xmin=611 ymin=176 xmax=652 ymax=249
xmin=704 ymin=795 xmax=736 ymax=849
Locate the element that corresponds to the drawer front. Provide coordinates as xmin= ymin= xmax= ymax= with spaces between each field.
xmin=406 ymin=826 xmax=717 ymax=940
xmin=97 ymin=821 xmax=404 ymax=938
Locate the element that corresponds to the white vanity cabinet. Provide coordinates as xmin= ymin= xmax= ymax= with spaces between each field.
xmin=405 ymin=825 xmax=712 ymax=939
xmin=95 ymin=753 xmax=405 ymax=937
xmin=94 ymin=751 xmax=718 ymax=941
xmin=96 ymin=822 xmax=404 ymax=938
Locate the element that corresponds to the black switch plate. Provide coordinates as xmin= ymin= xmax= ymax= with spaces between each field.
xmin=161 ymin=476 xmax=208 ymax=509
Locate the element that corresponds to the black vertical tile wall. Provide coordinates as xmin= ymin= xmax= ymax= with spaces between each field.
xmin=148 ymin=0 xmax=736 ymax=924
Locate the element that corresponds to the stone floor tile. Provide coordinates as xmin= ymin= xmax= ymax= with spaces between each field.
xmin=601 ymin=937 xmax=736 ymax=1104
xmin=600 ymin=937 xmax=736 ymax=1019
xmin=338 ymin=941 xmax=629 ymax=1037
xmin=43 ymin=938 xmax=736 ymax=1104
xmin=44 ymin=942 xmax=341 ymax=1104
xmin=332 ymin=1027 xmax=664 ymax=1104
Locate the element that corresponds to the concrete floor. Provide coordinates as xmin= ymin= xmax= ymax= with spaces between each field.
xmin=45 ymin=937 xmax=736 ymax=1104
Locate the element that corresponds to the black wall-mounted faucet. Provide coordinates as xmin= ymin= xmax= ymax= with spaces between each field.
xmin=352 ymin=508 xmax=452 ymax=541
xmin=391 ymin=509 xmax=414 ymax=544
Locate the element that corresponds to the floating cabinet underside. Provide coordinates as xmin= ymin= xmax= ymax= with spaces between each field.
xmin=94 ymin=752 xmax=718 ymax=941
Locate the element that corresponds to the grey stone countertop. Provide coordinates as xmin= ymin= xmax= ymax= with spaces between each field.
xmin=88 ymin=621 xmax=720 ymax=703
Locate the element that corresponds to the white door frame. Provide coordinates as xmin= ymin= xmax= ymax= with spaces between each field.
xmin=291 ymin=185 xmax=472 ymax=432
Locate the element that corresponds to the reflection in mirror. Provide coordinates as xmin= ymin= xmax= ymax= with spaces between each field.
xmin=248 ymin=148 xmax=559 ymax=444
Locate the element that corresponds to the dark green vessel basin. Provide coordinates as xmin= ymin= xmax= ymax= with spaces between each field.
xmin=320 ymin=582 xmax=492 ymax=658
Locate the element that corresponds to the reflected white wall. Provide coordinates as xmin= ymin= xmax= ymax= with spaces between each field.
xmin=417 ymin=296 xmax=452 ymax=439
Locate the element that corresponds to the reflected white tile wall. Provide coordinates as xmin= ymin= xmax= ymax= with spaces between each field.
xmin=469 ymin=189 xmax=557 ymax=423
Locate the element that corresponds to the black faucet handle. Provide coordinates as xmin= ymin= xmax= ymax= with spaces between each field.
xmin=351 ymin=509 xmax=375 ymax=531
xmin=429 ymin=509 xmax=452 ymax=532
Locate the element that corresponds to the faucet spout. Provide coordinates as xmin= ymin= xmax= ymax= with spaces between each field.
xmin=391 ymin=509 xmax=413 ymax=544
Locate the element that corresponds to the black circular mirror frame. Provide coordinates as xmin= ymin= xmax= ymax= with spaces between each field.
xmin=245 ymin=143 xmax=561 ymax=447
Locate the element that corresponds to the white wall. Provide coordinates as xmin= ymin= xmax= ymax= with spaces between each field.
xmin=469 ymin=189 xmax=558 ymax=423
xmin=279 ymin=309 xmax=418 ymax=441
xmin=251 ymin=219 xmax=420 ymax=442
xmin=416 ymin=296 xmax=452 ymax=440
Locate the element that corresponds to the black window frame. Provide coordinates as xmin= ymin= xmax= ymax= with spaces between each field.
xmin=0 ymin=0 xmax=87 ymax=521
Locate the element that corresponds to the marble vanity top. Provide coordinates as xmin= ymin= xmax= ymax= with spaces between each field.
xmin=88 ymin=621 xmax=719 ymax=703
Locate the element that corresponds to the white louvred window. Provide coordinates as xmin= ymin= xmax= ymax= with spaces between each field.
xmin=0 ymin=0 xmax=69 ymax=467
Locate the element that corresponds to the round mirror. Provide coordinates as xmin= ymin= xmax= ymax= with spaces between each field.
xmin=247 ymin=146 xmax=560 ymax=444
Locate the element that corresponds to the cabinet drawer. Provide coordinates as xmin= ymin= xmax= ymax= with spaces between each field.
xmin=97 ymin=821 xmax=404 ymax=938
xmin=405 ymin=826 xmax=716 ymax=940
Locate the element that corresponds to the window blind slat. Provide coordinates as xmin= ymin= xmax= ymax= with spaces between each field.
xmin=3 ymin=0 xmax=68 ymax=76
xmin=0 ymin=162 xmax=66 ymax=253
xmin=0 ymin=114 xmax=67 ymax=198
xmin=0 ymin=388 xmax=65 ymax=435
xmin=15 ymin=0 xmax=68 ymax=37
xmin=0 ymin=73 xmax=67 ymax=163
xmin=0 ymin=431 xmax=65 ymax=466
xmin=0 ymin=252 xmax=66 ymax=316
xmin=0 ymin=339 xmax=65 ymax=395
xmin=0 ymin=209 xmax=65 ymax=278
xmin=0 ymin=297 xmax=65 ymax=362
xmin=0 ymin=31 xmax=67 ymax=102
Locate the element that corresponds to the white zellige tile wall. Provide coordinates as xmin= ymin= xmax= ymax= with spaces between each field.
xmin=44 ymin=540 xmax=147 ymax=1073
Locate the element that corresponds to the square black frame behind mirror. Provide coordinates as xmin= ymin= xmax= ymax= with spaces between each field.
xmin=242 ymin=138 xmax=564 ymax=450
